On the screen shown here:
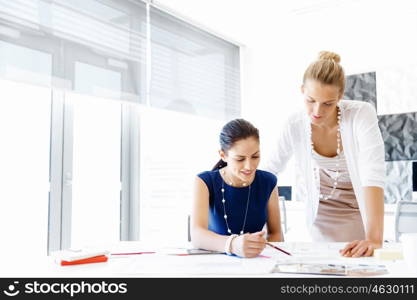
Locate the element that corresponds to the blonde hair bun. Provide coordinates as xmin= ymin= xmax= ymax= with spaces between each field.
xmin=318 ymin=51 xmax=341 ymax=63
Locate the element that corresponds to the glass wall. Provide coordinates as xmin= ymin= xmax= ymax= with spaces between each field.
xmin=0 ymin=0 xmax=241 ymax=253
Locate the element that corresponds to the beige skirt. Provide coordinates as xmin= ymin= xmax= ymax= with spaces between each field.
xmin=311 ymin=169 xmax=365 ymax=242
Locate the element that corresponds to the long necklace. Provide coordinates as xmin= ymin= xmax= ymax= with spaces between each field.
xmin=310 ymin=105 xmax=341 ymax=201
xmin=220 ymin=170 xmax=251 ymax=235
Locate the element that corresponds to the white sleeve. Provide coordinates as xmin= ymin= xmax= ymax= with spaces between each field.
xmin=355 ymin=103 xmax=386 ymax=188
xmin=262 ymin=120 xmax=294 ymax=175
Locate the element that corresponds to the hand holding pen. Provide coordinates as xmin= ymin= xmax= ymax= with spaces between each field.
xmin=231 ymin=231 xmax=267 ymax=258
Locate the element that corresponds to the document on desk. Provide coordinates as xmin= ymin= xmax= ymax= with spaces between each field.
xmin=267 ymin=242 xmax=371 ymax=263
xmin=272 ymin=263 xmax=388 ymax=276
xmin=111 ymin=253 xmax=276 ymax=276
xmin=267 ymin=242 xmax=389 ymax=276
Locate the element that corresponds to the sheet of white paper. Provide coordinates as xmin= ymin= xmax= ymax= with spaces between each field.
xmin=110 ymin=253 xmax=275 ymax=276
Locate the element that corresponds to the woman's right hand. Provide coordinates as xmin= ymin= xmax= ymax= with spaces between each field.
xmin=231 ymin=231 xmax=266 ymax=258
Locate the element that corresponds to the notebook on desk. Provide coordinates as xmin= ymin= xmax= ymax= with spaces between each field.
xmin=51 ymin=249 xmax=110 ymax=266
xmin=51 ymin=249 xmax=109 ymax=262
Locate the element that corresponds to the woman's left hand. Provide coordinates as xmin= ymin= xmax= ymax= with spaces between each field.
xmin=339 ymin=240 xmax=382 ymax=257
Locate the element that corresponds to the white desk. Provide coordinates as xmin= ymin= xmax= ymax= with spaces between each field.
xmin=1 ymin=242 xmax=414 ymax=278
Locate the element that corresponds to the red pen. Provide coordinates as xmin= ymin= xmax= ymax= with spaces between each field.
xmin=111 ymin=252 xmax=155 ymax=256
xmin=266 ymin=242 xmax=292 ymax=256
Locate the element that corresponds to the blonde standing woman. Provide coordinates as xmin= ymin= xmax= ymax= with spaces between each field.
xmin=265 ymin=51 xmax=385 ymax=257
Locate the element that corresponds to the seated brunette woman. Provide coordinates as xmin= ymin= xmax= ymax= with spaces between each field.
xmin=191 ymin=118 xmax=283 ymax=258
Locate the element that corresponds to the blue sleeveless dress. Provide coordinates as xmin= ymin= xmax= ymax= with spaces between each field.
xmin=197 ymin=169 xmax=277 ymax=235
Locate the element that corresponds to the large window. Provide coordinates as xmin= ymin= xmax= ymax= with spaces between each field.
xmin=69 ymin=63 xmax=123 ymax=247
xmin=0 ymin=39 xmax=52 ymax=256
xmin=70 ymin=93 xmax=122 ymax=248
xmin=0 ymin=79 xmax=51 ymax=257
xmin=139 ymin=108 xmax=222 ymax=242
xmin=0 ymin=0 xmax=241 ymax=253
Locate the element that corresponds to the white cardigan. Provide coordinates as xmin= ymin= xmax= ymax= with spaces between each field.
xmin=264 ymin=100 xmax=385 ymax=230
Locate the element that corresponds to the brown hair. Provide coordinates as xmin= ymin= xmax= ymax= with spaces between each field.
xmin=303 ymin=51 xmax=345 ymax=95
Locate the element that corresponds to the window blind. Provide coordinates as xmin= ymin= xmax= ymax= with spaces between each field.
xmin=149 ymin=6 xmax=241 ymax=120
